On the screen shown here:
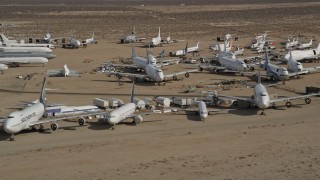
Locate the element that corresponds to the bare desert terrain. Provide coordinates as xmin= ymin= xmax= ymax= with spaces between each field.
xmin=0 ymin=0 xmax=320 ymax=179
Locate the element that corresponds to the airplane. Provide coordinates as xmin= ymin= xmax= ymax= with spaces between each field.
xmin=0 ymin=46 xmax=56 ymax=59
xmin=62 ymin=34 xmax=86 ymax=49
xmin=210 ymin=39 xmax=232 ymax=51
xmin=284 ymin=43 xmax=320 ymax=61
xmin=285 ymin=36 xmax=299 ymax=49
xmin=169 ymin=42 xmax=199 ymax=57
xmin=0 ymin=77 xmax=89 ymax=141
xmin=232 ymin=47 xmax=244 ymax=56
xmin=180 ymin=101 xmax=220 ymax=121
xmin=286 ymin=50 xmax=320 ymax=74
xmin=101 ymin=79 xmax=158 ymax=130
xmin=0 ymin=63 xmax=8 ymax=73
xmin=105 ymin=49 xmax=197 ymax=85
xmin=120 ymin=26 xmax=146 ymax=44
xmin=0 ymin=34 xmax=55 ymax=49
xmin=262 ymin=51 xmax=289 ymax=81
xmin=84 ymin=32 xmax=97 ymax=44
xmin=46 ymin=64 xmax=79 ymax=77
xmin=199 ymin=42 xmax=250 ymax=74
xmin=297 ymin=39 xmax=313 ymax=50
xmin=212 ymin=59 xmax=320 ymax=115
xmin=0 ymin=57 xmax=48 ymax=67
xmin=145 ymin=27 xmax=161 ymax=47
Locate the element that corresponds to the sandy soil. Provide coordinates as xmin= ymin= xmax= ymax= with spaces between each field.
xmin=0 ymin=1 xmax=320 ymax=179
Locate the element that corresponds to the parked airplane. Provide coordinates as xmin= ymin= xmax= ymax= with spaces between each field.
xmin=0 ymin=57 xmax=48 ymax=67
xmin=213 ymin=61 xmax=319 ymax=115
xmin=62 ymin=34 xmax=86 ymax=49
xmin=169 ymin=42 xmax=199 ymax=57
xmin=145 ymin=27 xmax=161 ymax=47
xmin=120 ymin=26 xmax=146 ymax=44
xmin=0 ymin=63 xmax=8 ymax=73
xmin=102 ymin=79 xmax=157 ymax=130
xmin=182 ymin=101 xmax=219 ymax=121
xmin=286 ymin=50 xmax=320 ymax=74
xmin=210 ymin=40 xmax=232 ymax=51
xmin=0 ymin=34 xmax=55 ymax=49
xmin=46 ymin=64 xmax=79 ymax=77
xmin=0 ymin=77 xmax=88 ymax=141
xmin=233 ymin=47 xmax=244 ymax=56
xmin=285 ymin=36 xmax=299 ymax=49
xmin=0 ymin=47 xmax=56 ymax=59
xmin=106 ymin=49 xmax=197 ymax=85
xmin=284 ymin=43 xmax=320 ymax=61
xmin=84 ymin=32 xmax=97 ymax=44
xmin=199 ymin=43 xmax=249 ymax=74
xmin=297 ymin=39 xmax=313 ymax=50
xmin=262 ymin=52 xmax=289 ymax=81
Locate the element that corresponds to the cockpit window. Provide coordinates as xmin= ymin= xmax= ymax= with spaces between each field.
xmin=261 ymin=93 xmax=267 ymax=96
xmin=7 ymin=116 xmax=14 ymax=118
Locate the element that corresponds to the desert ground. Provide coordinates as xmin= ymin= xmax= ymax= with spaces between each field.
xmin=0 ymin=0 xmax=320 ymax=179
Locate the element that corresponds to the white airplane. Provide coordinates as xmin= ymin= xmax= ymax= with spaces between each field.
xmin=232 ymin=47 xmax=244 ymax=56
xmin=210 ymin=40 xmax=232 ymax=51
xmin=0 ymin=77 xmax=89 ymax=141
xmin=213 ymin=62 xmax=320 ymax=115
xmin=0 ymin=46 xmax=56 ymax=59
xmin=46 ymin=64 xmax=79 ymax=77
xmin=85 ymin=32 xmax=97 ymax=44
xmin=102 ymin=79 xmax=157 ymax=130
xmin=145 ymin=27 xmax=161 ymax=47
xmin=0 ymin=57 xmax=48 ymax=67
xmin=199 ymin=43 xmax=249 ymax=74
xmin=0 ymin=34 xmax=55 ymax=49
xmin=263 ymin=51 xmax=289 ymax=81
xmin=62 ymin=34 xmax=85 ymax=49
xmin=285 ymin=36 xmax=299 ymax=49
xmin=170 ymin=42 xmax=200 ymax=56
xmin=251 ymin=32 xmax=268 ymax=50
xmin=0 ymin=63 xmax=8 ymax=73
xmin=106 ymin=49 xmax=197 ymax=85
xmin=284 ymin=43 xmax=320 ymax=61
xmin=120 ymin=26 xmax=146 ymax=44
xmin=286 ymin=50 xmax=320 ymax=74
xmin=182 ymin=101 xmax=219 ymax=121
xmin=297 ymin=39 xmax=313 ymax=50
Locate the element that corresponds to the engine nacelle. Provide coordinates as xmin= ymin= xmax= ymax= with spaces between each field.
xmin=134 ymin=115 xmax=143 ymax=124
xmin=50 ymin=123 xmax=59 ymax=131
xmin=78 ymin=118 xmax=86 ymax=126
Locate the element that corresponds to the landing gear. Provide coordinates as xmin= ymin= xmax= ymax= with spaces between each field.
xmin=271 ymin=102 xmax=276 ymax=109
xmin=9 ymin=134 xmax=15 ymax=141
xmin=305 ymin=98 xmax=311 ymax=104
xmin=260 ymin=110 xmax=266 ymax=115
xmin=111 ymin=124 xmax=115 ymax=130
xmin=39 ymin=124 xmax=45 ymax=132
xmin=285 ymin=101 xmax=292 ymax=108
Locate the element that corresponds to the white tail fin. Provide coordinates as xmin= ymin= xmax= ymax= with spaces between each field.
xmin=258 ymin=58 xmax=262 ymax=84
xmin=158 ymin=27 xmax=161 ymax=38
xmin=317 ymin=43 xmax=320 ymax=51
xmin=196 ymin=41 xmax=199 ymax=49
xmin=63 ymin=64 xmax=70 ymax=76
xmin=131 ymin=43 xmax=136 ymax=58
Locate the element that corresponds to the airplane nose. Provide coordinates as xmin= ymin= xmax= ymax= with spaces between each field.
xmin=3 ymin=121 xmax=17 ymax=134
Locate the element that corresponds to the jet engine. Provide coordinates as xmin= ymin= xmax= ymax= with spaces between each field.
xmin=134 ymin=115 xmax=143 ymax=124
xmin=305 ymin=98 xmax=311 ymax=104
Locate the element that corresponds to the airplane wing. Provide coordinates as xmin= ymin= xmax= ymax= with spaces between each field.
xmin=288 ymin=70 xmax=309 ymax=77
xmin=0 ymin=118 xmax=6 ymax=123
xmin=216 ymin=94 xmax=255 ymax=103
xmin=46 ymin=70 xmax=63 ymax=76
xmin=269 ymin=93 xmax=320 ymax=104
xmin=106 ymin=64 xmax=139 ymax=69
xmin=105 ymin=71 xmax=150 ymax=80
xmin=28 ymin=111 xmax=109 ymax=127
xmin=164 ymin=69 xmax=198 ymax=79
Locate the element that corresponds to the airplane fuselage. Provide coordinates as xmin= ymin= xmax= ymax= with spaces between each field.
xmin=198 ymin=101 xmax=208 ymax=121
xmin=3 ymin=103 xmax=44 ymax=134
xmin=145 ymin=64 xmax=164 ymax=82
xmin=0 ymin=57 xmax=49 ymax=66
xmin=285 ymin=48 xmax=320 ymax=61
xmin=218 ymin=56 xmax=247 ymax=72
xmin=253 ymin=83 xmax=270 ymax=109
xmin=265 ymin=63 xmax=289 ymax=80
xmin=107 ymin=103 xmax=136 ymax=125
xmin=0 ymin=47 xmax=56 ymax=59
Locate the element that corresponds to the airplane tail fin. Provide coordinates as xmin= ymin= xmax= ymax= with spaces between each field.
xmin=39 ymin=77 xmax=47 ymax=107
xmin=289 ymin=49 xmax=293 ymax=60
xmin=146 ymin=48 xmax=150 ymax=64
xmin=258 ymin=58 xmax=262 ymax=84
xmin=317 ymin=43 xmax=320 ymax=51
xmin=130 ymin=78 xmax=135 ymax=103
xmin=223 ymin=40 xmax=227 ymax=52
xmin=196 ymin=41 xmax=199 ymax=49
xmin=131 ymin=43 xmax=136 ymax=58
xmin=264 ymin=49 xmax=269 ymax=66
xmin=185 ymin=42 xmax=188 ymax=55
xmin=159 ymin=49 xmax=165 ymax=58
xmin=158 ymin=27 xmax=161 ymax=38
xmin=63 ymin=64 xmax=70 ymax=76
xmin=132 ymin=25 xmax=136 ymax=35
